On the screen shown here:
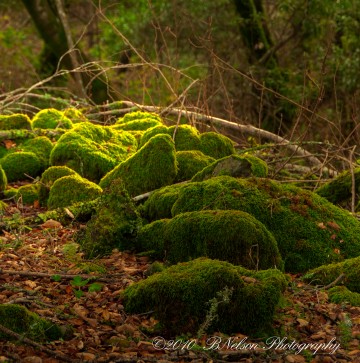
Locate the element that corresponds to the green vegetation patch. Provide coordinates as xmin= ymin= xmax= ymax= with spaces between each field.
xmin=0 ymin=114 xmax=32 ymax=130
xmin=99 ymin=134 xmax=177 ymax=196
xmin=48 ymin=174 xmax=102 ymax=210
xmin=192 ymin=154 xmax=268 ymax=182
xmin=303 ymin=256 xmax=360 ymax=293
xmin=80 ymin=179 xmax=142 ymax=258
xmin=32 ymin=108 xmax=73 ymax=129
xmin=143 ymin=176 xmax=360 ymax=272
xmin=0 ymin=304 xmax=65 ymax=341
xmin=328 ymin=286 xmax=360 ymax=306
xmin=63 ymin=108 xmax=88 ymax=123
xmin=21 ymin=136 xmax=53 ymax=169
xmin=123 ymin=258 xmax=287 ymax=336
xmin=114 ymin=111 xmax=163 ymax=131
xmin=117 ymin=111 xmax=162 ymax=124
xmin=16 ymin=184 xmax=40 ymax=205
xmin=50 ymin=122 xmax=138 ymax=182
xmin=0 ymin=165 xmax=7 ymax=192
xmin=175 ymin=150 xmax=215 ymax=182
xmin=137 ymin=210 xmax=282 ymax=270
xmin=0 ymin=151 xmax=42 ymax=182
xmin=199 ymin=131 xmax=235 ymax=159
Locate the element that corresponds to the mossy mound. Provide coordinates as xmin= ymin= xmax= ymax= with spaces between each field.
xmin=137 ymin=210 xmax=282 ymax=270
xmin=139 ymin=124 xmax=202 ymax=151
xmin=50 ymin=123 xmax=137 ymax=182
xmin=39 ymin=166 xmax=79 ymax=205
xmin=0 ymin=114 xmax=32 ymax=130
xmin=192 ymin=154 xmax=268 ymax=182
xmin=0 ymin=165 xmax=7 ymax=192
xmin=303 ymin=256 xmax=360 ymax=293
xmin=99 ymin=134 xmax=177 ymax=196
xmin=143 ymin=176 xmax=360 ymax=272
xmin=117 ymin=111 xmax=162 ymax=124
xmin=0 ymin=151 xmax=42 ymax=182
xmin=63 ymin=108 xmax=88 ymax=123
xmin=80 ymin=179 xmax=142 ymax=258
xmin=48 ymin=174 xmax=102 ymax=210
xmin=21 ymin=136 xmax=54 ymax=169
xmin=328 ymin=286 xmax=360 ymax=306
xmin=32 ymin=108 xmax=73 ymax=129
xmin=123 ymin=258 xmax=287 ymax=336
xmin=199 ymin=132 xmax=235 ymax=159
xmin=0 ymin=304 xmax=65 ymax=341
xmin=175 ymin=150 xmax=215 ymax=182
xmin=114 ymin=111 xmax=163 ymax=131
xmin=16 ymin=184 xmax=40 ymax=205
xmin=316 ymin=168 xmax=360 ymax=208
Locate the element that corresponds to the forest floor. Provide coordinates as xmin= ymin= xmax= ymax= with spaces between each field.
xmin=0 ymin=198 xmax=359 ymax=363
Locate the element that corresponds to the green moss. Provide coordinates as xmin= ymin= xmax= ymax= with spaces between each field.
xmin=63 ymin=108 xmax=88 ymax=123
xmin=328 ymin=286 xmax=360 ymax=306
xmin=122 ymin=258 xmax=287 ymax=336
xmin=143 ymin=176 xmax=360 ymax=273
xmin=0 ymin=114 xmax=32 ymax=130
xmin=0 ymin=304 xmax=65 ymax=341
xmin=115 ymin=111 xmax=162 ymax=131
xmin=80 ymin=179 xmax=142 ymax=258
xmin=199 ymin=132 xmax=235 ymax=159
xmin=50 ymin=123 xmax=138 ymax=182
xmin=0 ymin=151 xmax=42 ymax=182
xmin=99 ymin=134 xmax=177 ymax=196
xmin=16 ymin=184 xmax=40 ymax=205
xmin=139 ymin=124 xmax=202 ymax=151
xmin=175 ymin=150 xmax=215 ymax=182
xmin=32 ymin=108 xmax=73 ymax=129
xmin=21 ymin=136 xmax=54 ymax=169
xmin=303 ymin=256 xmax=360 ymax=293
xmin=137 ymin=210 xmax=282 ymax=270
xmin=0 ymin=200 xmax=7 ymax=211
xmin=48 ymin=174 xmax=102 ymax=210
xmin=39 ymin=166 xmax=79 ymax=205
xmin=117 ymin=111 xmax=162 ymax=124
xmin=0 ymin=165 xmax=7 ymax=192
xmin=3 ymin=188 xmax=17 ymax=199
xmin=192 ymin=154 xmax=268 ymax=182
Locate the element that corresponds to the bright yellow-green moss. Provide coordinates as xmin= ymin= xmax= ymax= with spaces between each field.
xmin=0 ymin=165 xmax=7 ymax=192
xmin=80 ymin=179 xmax=142 ymax=258
xmin=328 ymin=286 xmax=360 ymax=306
xmin=16 ymin=184 xmax=40 ymax=205
xmin=0 ymin=304 xmax=65 ymax=341
xmin=48 ymin=174 xmax=102 ymax=210
xmin=143 ymin=176 xmax=360 ymax=273
xmin=117 ymin=111 xmax=162 ymax=124
xmin=199 ymin=131 xmax=235 ymax=159
xmin=175 ymin=150 xmax=215 ymax=182
xmin=122 ymin=258 xmax=287 ymax=336
xmin=0 ymin=114 xmax=32 ymax=130
xmin=0 ymin=151 xmax=42 ymax=182
xmin=21 ymin=136 xmax=54 ymax=169
xmin=114 ymin=111 xmax=163 ymax=131
xmin=137 ymin=210 xmax=282 ymax=270
xmin=192 ymin=154 xmax=268 ymax=182
xmin=303 ymin=256 xmax=360 ymax=293
xmin=63 ymin=108 xmax=88 ymax=123
xmin=32 ymin=108 xmax=73 ymax=129
xmin=139 ymin=124 xmax=202 ymax=151
xmin=39 ymin=166 xmax=79 ymax=205
xmin=99 ymin=134 xmax=177 ymax=196
xmin=50 ymin=123 xmax=138 ymax=182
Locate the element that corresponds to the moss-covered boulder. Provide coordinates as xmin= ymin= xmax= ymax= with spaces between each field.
xmin=114 ymin=111 xmax=163 ymax=131
xmin=15 ymin=184 xmax=40 ymax=205
xmin=63 ymin=108 xmax=88 ymax=123
xmin=328 ymin=286 xmax=360 ymax=306
xmin=143 ymin=176 xmax=360 ymax=272
xmin=199 ymin=132 xmax=235 ymax=159
xmin=50 ymin=123 xmax=137 ymax=182
xmin=192 ymin=154 xmax=268 ymax=182
xmin=0 ymin=151 xmax=42 ymax=182
xmin=137 ymin=210 xmax=282 ymax=270
xmin=99 ymin=134 xmax=177 ymax=196
xmin=0 ymin=165 xmax=7 ymax=192
xmin=123 ymin=258 xmax=287 ymax=335
xmin=48 ymin=174 xmax=102 ymax=210
xmin=80 ymin=179 xmax=142 ymax=257
xmin=303 ymin=256 xmax=360 ymax=293
xmin=21 ymin=136 xmax=53 ymax=169
xmin=175 ymin=150 xmax=215 ymax=182
xmin=316 ymin=168 xmax=360 ymax=208
xmin=32 ymin=108 xmax=73 ymax=129
xmin=39 ymin=166 xmax=79 ymax=205
xmin=0 ymin=114 xmax=32 ymax=130
xmin=0 ymin=304 xmax=66 ymax=341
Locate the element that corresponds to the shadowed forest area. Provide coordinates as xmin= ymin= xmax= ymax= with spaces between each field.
xmin=0 ymin=1 xmax=360 ymax=362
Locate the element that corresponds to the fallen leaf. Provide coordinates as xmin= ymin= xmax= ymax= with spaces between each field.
xmin=296 ymin=318 xmax=309 ymax=327
xmin=24 ymin=280 xmax=37 ymax=289
xmin=41 ymin=219 xmax=62 ymax=229
xmin=3 ymin=139 xmax=16 ymax=149
xmin=76 ymin=353 xmax=96 ymax=361
xmin=334 ymin=248 xmax=341 ymax=254
xmin=327 ymin=221 xmax=341 ymax=231
xmin=317 ymin=222 xmax=326 ymax=229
